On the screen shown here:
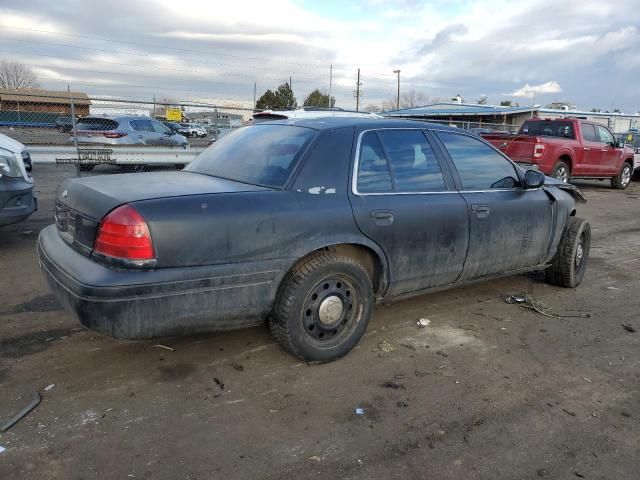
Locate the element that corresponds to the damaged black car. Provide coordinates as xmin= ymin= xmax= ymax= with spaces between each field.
xmin=38 ymin=118 xmax=589 ymax=362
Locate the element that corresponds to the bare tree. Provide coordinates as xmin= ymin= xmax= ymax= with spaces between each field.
xmin=0 ymin=60 xmax=39 ymax=89
xmin=400 ymin=90 xmax=429 ymax=108
xmin=364 ymin=104 xmax=382 ymax=113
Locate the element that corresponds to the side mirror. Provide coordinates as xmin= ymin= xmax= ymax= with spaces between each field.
xmin=524 ymin=169 xmax=545 ymax=189
xmin=617 ymin=140 xmax=625 ymax=148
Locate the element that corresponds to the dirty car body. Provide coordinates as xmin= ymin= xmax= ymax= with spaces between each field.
xmin=38 ymin=118 xmax=588 ymax=361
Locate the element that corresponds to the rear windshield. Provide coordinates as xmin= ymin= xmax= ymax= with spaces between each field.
xmin=186 ymin=124 xmax=316 ymax=188
xmin=519 ymin=120 xmax=575 ymax=139
xmin=76 ymin=118 xmax=119 ymax=131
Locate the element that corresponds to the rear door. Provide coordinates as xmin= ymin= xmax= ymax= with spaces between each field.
xmin=349 ymin=128 xmax=469 ymax=296
xmin=579 ymin=122 xmax=604 ymax=175
xmin=434 ymin=131 xmax=553 ymax=280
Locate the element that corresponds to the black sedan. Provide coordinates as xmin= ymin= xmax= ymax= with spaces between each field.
xmin=38 ymin=118 xmax=590 ymax=362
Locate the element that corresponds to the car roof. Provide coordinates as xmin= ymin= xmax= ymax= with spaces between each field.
xmin=255 ymin=116 xmax=462 ymax=132
xmin=79 ymin=115 xmax=160 ymax=121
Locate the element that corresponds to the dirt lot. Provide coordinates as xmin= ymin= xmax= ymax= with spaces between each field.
xmin=1 ymin=166 xmax=639 ymax=479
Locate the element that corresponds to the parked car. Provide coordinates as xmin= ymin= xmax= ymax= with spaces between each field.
xmin=39 ymin=118 xmax=589 ymax=362
xmin=72 ymin=116 xmax=188 ymax=148
xmin=178 ymin=123 xmax=207 ymax=138
xmin=55 ymin=116 xmax=76 ymax=133
xmin=0 ymin=133 xmax=36 ymax=226
xmin=160 ymin=121 xmax=182 ymax=134
xmin=481 ymin=118 xmax=636 ymax=189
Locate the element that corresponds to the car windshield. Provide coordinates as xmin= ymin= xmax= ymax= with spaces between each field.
xmin=186 ymin=124 xmax=316 ymax=188
xmin=519 ymin=120 xmax=575 ymax=139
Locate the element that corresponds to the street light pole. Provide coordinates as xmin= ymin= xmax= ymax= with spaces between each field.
xmin=393 ymin=69 xmax=401 ymax=110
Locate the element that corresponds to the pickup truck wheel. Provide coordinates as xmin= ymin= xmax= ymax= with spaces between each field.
xmin=270 ymin=252 xmax=373 ymax=363
xmin=545 ymin=217 xmax=590 ymax=288
xmin=551 ymin=161 xmax=570 ymax=183
xmin=611 ymin=162 xmax=632 ymax=190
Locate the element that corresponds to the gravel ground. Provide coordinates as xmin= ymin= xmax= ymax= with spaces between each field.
xmin=0 ymin=166 xmax=639 ymax=479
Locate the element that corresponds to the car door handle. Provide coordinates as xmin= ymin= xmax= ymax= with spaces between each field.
xmin=370 ymin=210 xmax=394 ymax=225
xmin=583 ymin=147 xmax=590 ymax=151
xmin=471 ymin=204 xmax=490 ymax=218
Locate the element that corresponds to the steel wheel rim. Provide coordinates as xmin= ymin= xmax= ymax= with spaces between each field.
xmin=302 ymin=275 xmax=360 ymax=346
xmin=621 ymin=166 xmax=631 ymax=187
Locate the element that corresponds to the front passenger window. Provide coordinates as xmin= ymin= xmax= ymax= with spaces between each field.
xmin=437 ymin=132 xmax=520 ymax=190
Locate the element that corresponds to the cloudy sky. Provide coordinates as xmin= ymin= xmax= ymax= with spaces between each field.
xmin=1 ymin=0 xmax=639 ymax=111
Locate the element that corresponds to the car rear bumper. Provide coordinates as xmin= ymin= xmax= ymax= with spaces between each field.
xmin=37 ymin=225 xmax=285 ymax=339
xmin=0 ymin=177 xmax=36 ymax=226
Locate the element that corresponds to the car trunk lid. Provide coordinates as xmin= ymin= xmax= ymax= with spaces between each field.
xmin=55 ymin=171 xmax=270 ymax=256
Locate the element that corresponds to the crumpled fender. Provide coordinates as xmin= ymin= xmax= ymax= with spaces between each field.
xmin=543 ymin=177 xmax=587 ymax=204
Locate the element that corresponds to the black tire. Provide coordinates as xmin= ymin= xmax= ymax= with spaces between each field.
xmin=545 ymin=217 xmax=590 ymax=288
xmin=270 ymin=252 xmax=374 ymax=363
xmin=611 ymin=162 xmax=632 ymax=190
xmin=78 ymin=164 xmax=95 ymax=172
xmin=551 ymin=160 xmax=570 ymax=183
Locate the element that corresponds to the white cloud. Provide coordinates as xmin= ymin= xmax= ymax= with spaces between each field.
xmin=509 ymin=81 xmax=562 ymax=98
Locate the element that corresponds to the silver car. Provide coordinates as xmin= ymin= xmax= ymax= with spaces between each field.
xmin=72 ymin=116 xmax=188 ymax=147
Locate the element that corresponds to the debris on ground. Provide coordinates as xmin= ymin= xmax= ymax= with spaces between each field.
xmin=622 ymin=324 xmax=636 ymax=333
xmin=213 ymin=378 xmax=225 ymax=390
xmin=153 ymin=344 xmax=175 ymax=352
xmin=396 ymin=401 xmax=409 ymax=407
xmin=381 ymin=381 xmax=405 ymax=390
xmin=505 ymin=294 xmax=590 ymax=319
xmin=417 ymin=318 xmax=431 ymax=328
xmin=354 ymin=407 xmax=364 ymax=416
xmin=1 ymin=390 xmax=41 ymax=432
xmin=621 ymin=410 xmax=631 ymax=418
xmin=537 ymin=468 xmax=549 ymax=477
xmin=378 ymin=340 xmax=395 ymax=353
xmin=582 ymin=377 xmax=592 ymax=383
xmin=44 ymin=384 xmax=55 ymax=391
xmin=562 ymin=408 xmax=577 ymax=417
xmin=0 ymin=445 xmax=6 ymax=454
xmin=230 ymin=362 xmax=244 ymax=372
xmin=308 ymin=456 xmax=322 ymax=462
xmin=505 ymin=295 xmax=527 ymax=304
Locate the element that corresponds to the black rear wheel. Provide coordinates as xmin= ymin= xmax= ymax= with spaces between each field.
xmin=270 ymin=252 xmax=373 ymax=362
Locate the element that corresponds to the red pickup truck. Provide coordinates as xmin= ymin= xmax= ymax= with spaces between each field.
xmin=482 ymin=118 xmax=636 ymax=189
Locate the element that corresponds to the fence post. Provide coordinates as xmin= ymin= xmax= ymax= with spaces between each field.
xmin=68 ymin=86 xmax=80 ymax=176
xmin=214 ymin=107 xmax=219 ymax=142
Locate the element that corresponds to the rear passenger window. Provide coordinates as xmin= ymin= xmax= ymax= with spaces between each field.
xmin=357 ymin=132 xmax=392 ymax=193
xmin=130 ymin=120 xmax=154 ymax=132
xmin=377 ymin=130 xmax=446 ymax=192
xmin=437 ymin=132 xmax=519 ymax=190
xmin=356 ymin=130 xmax=447 ymax=193
xmin=581 ymin=123 xmax=598 ymax=142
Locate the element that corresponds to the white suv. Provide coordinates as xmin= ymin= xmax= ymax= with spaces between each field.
xmin=0 ymin=133 xmax=36 ymax=226
xmin=251 ymin=107 xmax=382 ymax=123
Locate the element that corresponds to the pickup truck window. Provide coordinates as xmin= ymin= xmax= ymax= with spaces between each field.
xmin=596 ymin=125 xmax=615 ymax=144
xmin=357 ymin=130 xmax=447 ymax=193
xmin=520 ymin=120 xmax=575 ymax=139
xmin=581 ymin=123 xmax=598 ymax=142
xmin=187 ymin=124 xmax=316 ymax=189
xmin=437 ymin=132 xmax=520 ymax=190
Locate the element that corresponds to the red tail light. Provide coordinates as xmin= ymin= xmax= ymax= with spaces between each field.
xmin=103 ymin=132 xmax=127 ymax=138
xmin=533 ymin=143 xmax=546 ymax=159
xmin=94 ymin=205 xmax=155 ymax=260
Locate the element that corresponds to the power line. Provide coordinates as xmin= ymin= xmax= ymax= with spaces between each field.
xmin=0 ymin=25 xmax=338 ymax=70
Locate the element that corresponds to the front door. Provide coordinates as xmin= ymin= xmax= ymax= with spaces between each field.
xmin=596 ymin=125 xmax=623 ymax=176
xmin=434 ymin=131 xmax=553 ymax=280
xmin=349 ymin=129 xmax=469 ymax=296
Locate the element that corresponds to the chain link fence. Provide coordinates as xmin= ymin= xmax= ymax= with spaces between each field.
xmin=0 ymin=91 xmax=252 ymax=177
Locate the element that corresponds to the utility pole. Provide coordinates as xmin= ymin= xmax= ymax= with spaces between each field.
xmin=356 ymin=68 xmax=361 ymax=111
xmin=289 ymin=75 xmax=292 ymax=91
xmin=253 ymin=82 xmax=257 ymax=111
xmin=328 ymin=64 xmax=333 ymax=108
xmin=152 ymin=94 xmax=156 ymax=118
xmin=393 ymin=69 xmax=401 ymax=110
